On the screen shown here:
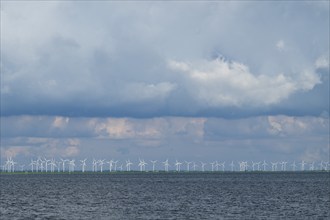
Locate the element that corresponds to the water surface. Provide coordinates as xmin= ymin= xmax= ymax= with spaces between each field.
xmin=1 ymin=172 xmax=329 ymax=219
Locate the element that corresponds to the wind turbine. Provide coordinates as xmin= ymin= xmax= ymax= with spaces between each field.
xmin=35 ymin=157 xmax=41 ymax=172
xmin=92 ymin=159 xmax=97 ymax=172
xmin=291 ymin=161 xmax=297 ymax=171
xmin=238 ymin=162 xmax=243 ymax=171
xmin=214 ymin=161 xmax=220 ymax=171
xmin=150 ymin=160 xmax=157 ymax=172
xmin=5 ymin=157 xmax=12 ymax=172
xmin=138 ymin=159 xmax=147 ymax=172
xmin=60 ymin=158 xmax=67 ymax=172
xmin=200 ymin=162 xmax=206 ymax=172
xmin=98 ymin=159 xmax=105 ymax=172
xmin=37 ymin=157 xmax=43 ymax=172
xmin=9 ymin=157 xmax=15 ymax=172
xmin=56 ymin=161 xmax=61 ymax=172
xmin=300 ymin=161 xmax=306 ymax=171
xmin=80 ymin=159 xmax=87 ymax=172
xmin=256 ymin=162 xmax=261 ymax=171
xmin=175 ymin=160 xmax=182 ymax=172
xmin=238 ymin=161 xmax=247 ymax=172
xmin=49 ymin=158 xmax=57 ymax=172
xmin=118 ymin=164 xmax=123 ymax=171
xmin=29 ymin=159 xmax=36 ymax=172
xmin=281 ymin=161 xmax=287 ymax=171
xmin=219 ymin=162 xmax=225 ymax=172
xmin=192 ymin=162 xmax=198 ymax=171
xmin=230 ymin=161 xmax=235 ymax=172
xmin=271 ymin=162 xmax=278 ymax=172
xmin=319 ymin=161 xmax=324 ymax=170
xmin=244 ymin=161 xmax=249 ymax=171
xmin=126 ymin=160 xmax=133 ymax=172
xmin=210 ymin=162 xmax=215 ymax=172
xmin=252 ymin=161 xmax=257 ymax=171
xmin=185 ymin=161 xmax=192 ymax=172
xmin=113 ymin=160 xmax=119 ymax=172
xmin=44 ymin=158 xmax=51 ymax=173
xmin=262 ymin=160 xmax=268 ymax=171
xmin=107 ymin=160 xmax=113 ymax=172
xmin=162 ymin=159 xmax=170 ymax=172
xmin=39 ymin=159 xmax=45 ymax=172
xmin=309 ymin=162 xmax=315 ymax=171
xmin=69 ymin=159 xmax=75 ymax=172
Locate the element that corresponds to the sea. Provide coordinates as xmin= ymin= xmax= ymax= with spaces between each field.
xmin=1 ymin=172 xmax=329 ymax=219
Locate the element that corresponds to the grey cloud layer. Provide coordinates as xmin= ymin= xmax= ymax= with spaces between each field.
xmin=1 ymin=1 xmax=329 ymax=117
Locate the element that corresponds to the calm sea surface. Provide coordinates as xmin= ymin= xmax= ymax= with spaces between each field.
xmin=1 ymin=172 xmax=329 ymax=219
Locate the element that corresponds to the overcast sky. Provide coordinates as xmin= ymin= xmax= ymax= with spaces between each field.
xmin=1 ymin=1 xmax=329 ymax=167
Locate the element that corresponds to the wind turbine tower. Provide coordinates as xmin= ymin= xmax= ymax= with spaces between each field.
xmin=230 ymin=161 xmax=234 ymax=172
xmin=150 ymin=160 xmax=157 ymax=172
xmin=291 ymin=161 xmax=297 ymax=171
xmin=126 ymin=160 xmax=133 ymax=172
xmin=262 ymin=160 xmax=268 ymax=171
xmin=300 ymin=161 xmax=306 ymax=171
xmin=162 ymin=159 xmax=170 ymax=172
xmin=309 ymin=162 xmax=315 ymax=171
xmin=219 ymin=162 xmax=225 ymax=172
xmin=185 ymin=161 xmax=192 ymax=172
xmin=138 ymin=159 xmax=147 ymax=172
xmin=175 ymin=160 xmax=182 ymax=172
xmin=192 ymin=162 xmax=198 ymax=171
xmin=99 ymin=160 xmax=105 ymax=172
xmin=201 ymin=162 xmax=206 ymax=172
xmin=80 ymin=159 xmax=87 ymax=172
xmin=107 ymin=160 xmax=113 ymax=172
xmin=210 ymin=162 xmax=215 ymax=172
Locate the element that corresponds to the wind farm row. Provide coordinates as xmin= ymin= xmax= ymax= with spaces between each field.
xmin=2 ymin=157 xmax=329 ymax=173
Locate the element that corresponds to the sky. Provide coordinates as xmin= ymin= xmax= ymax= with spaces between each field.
xmin=1 ymin=1 xmax=329 ymax=167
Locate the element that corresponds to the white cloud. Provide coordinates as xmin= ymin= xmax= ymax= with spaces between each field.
xmin=52 ymin=116 xmax=69 ymax=128
xmin=169 ymin=58 xmax=320 ymax=107
xmin=94 ymin=118 xmax=135 ymax=139
xmin=315 ymin=55 xmax=329 ymax=69
xmin=268 ymin=117 xmax=283 ymax=135
xmin=267 ymin=115 xmax=329 ymax=137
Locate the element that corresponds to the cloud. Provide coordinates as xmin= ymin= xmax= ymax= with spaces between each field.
xmin=94 ymin=118 xmax=135 ymax=139
xmin=0 ymin=137 xmax=81 ymax=159
xmin=52 ymin=116 xmax=69 ymax=128
xmin=1 ymin=1 xmax=329 ymax=118
xmin=315 ymin=55 xmax=329 ymax=70
xmin=1 ymin=146 xmax=31 ymax=158
xmin=169 ymin=58 xmax=320 ymax=107
xmin=1 ymin=115 xmax=328 ymax=161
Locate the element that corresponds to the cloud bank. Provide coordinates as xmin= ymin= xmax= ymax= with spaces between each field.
xmin=1 ymin=115 xmax=328 ymax=162
xmin=1 ymin=1 xmax=329 ymax=118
